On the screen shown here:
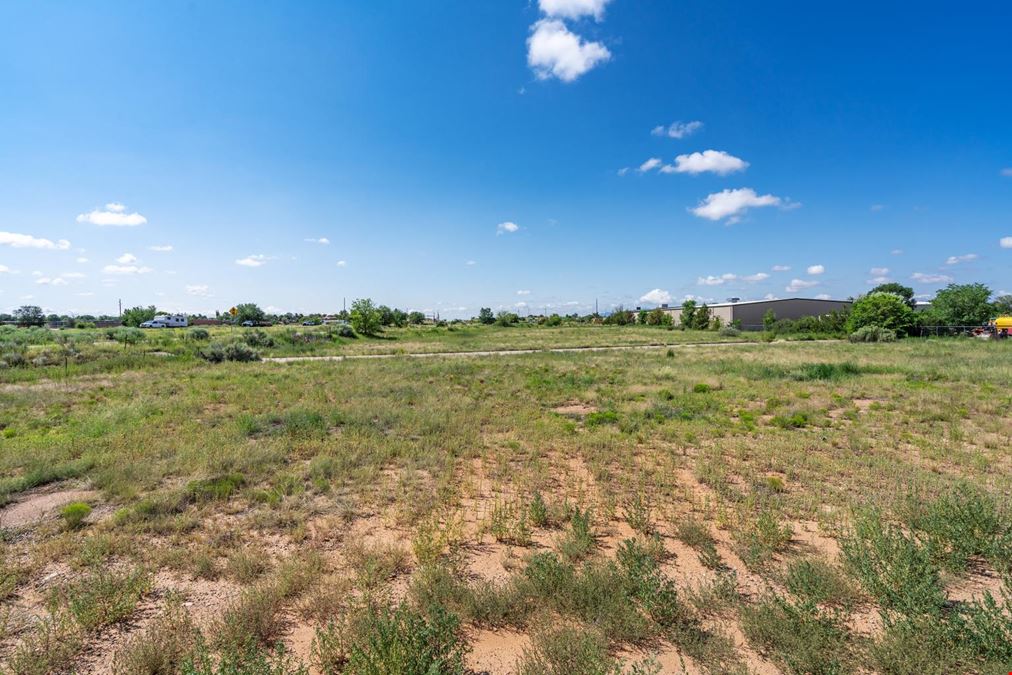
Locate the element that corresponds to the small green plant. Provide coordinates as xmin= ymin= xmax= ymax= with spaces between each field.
xmin=528 ymin=492 xmax=549 ymax=528
xmin=60 ymin=501 xmax=92 ymax=530
xmin=732 ymin=507 xmax=792 ymax=570
xmin=489 ymin=499 xmax=532 ymax=546
xmin=676 ymin=517 xmax=723 ymax=570
xmin=586 ymin=410 xmax=619 ymax=427
xmin=113 ymin=595 xmax=198 ymax=675
xmin=741 ymin=594 xmax=852 ymax=675
xmin=558 ymin=508 xmax=595 ymax=561
xmin=186 ymin=473 xmax=245 ymax=502
xmin=771 ymin=411 xmax=810 ymax=429
xmin=48 ymin=567 xmax=151 ymax=632
xmin=623 ymin=493 xmax=652 ymax=534
xmin=783 ymin=558 xmax=860 ymax=609
xmin=692 ymin=383 xmax=712 ymax=393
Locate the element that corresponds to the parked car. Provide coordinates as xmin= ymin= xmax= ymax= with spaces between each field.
xmin=241 ymin=320 xmax=255 ymax=327
xmin=140 ymin=314 xmax=188 ymax=328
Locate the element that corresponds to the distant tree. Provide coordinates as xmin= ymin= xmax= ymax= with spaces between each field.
xmin=680 ymin=300 xmax=697 ymax=329
xmin=478 ymin=307 xmax=495 ymax=325
xmin=376 ymin=305 xmax=395 ymax=326
xmin=693 ymin=304 xmax=712 ymax=330
xmin=762 ymin=309 xmax=777 ymax=332
xmin=992 ymin=294 xmax=1012 ymax=316
xmin=408 ymin=311 xmax=426 ymax=325
xmin=846 ymin=292 xmax=916 ymax=335
xmin=121 ymin=305 xmax=158 ymax=327
xmin=869 ymin=282 xmax=916 ymax=309
xmin=350 ymin=298 xmax=382 ymax=335
xmin=930 ymin=283 xmax=994 ymax=326
xmin=390 ymin=308 xmax=409 ymax=328
xmin=544 ymin=313 xmax=563 ymax=327
xmin=604 ymin=306 xmax=633 ymax=325
xmin=234 ymin=303 xmax=266 ymax=325
xmin=495 ymin=311 xmax=519 ymax=327
xmin=646 ymin=308 xmax=671 ymax=326
xmin=14 ymin=305 xmax=46 ymax=327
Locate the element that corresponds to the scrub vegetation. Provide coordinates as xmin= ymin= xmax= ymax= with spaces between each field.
xmin=0 ymin=330 xmax=1009 ymax=673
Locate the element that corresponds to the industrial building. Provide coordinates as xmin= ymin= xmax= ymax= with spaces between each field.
xmin=644 ymin=297 xmax=851 ymax=330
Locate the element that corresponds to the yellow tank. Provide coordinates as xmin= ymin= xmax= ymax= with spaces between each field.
xmin=995 ymin=316 xmax=1012 ymax=330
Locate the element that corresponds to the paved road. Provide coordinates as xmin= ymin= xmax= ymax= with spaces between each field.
xmin=264 ymin=340 xmax=758 ymax=363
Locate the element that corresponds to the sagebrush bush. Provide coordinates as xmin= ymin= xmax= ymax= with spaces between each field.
xmin=187 ymin=327 xmax=210 ymax=340
xmin=848 ymin=325 xmax=897 ymax=342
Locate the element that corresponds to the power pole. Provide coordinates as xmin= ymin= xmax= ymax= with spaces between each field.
xmin=118 ymin=299 xmax=122 ymax=318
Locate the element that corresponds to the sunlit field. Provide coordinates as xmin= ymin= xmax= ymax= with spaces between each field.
xmin=1 ymin=334 xmax=1010 ymax=673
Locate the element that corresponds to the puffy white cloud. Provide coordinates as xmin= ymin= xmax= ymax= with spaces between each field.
xmin=785 ymin=278 xmax=819 ymax=293
xmin=61 ymin=272 xmax=86 ymax=279
xmin=698 ymin=273 xmax=737 ymax=286
xmin=651 ymin=121 xmax=703 ymax=139
xmin=76 ymin=204 xmax=147 ymax=227
xmin=870 ymin=267 xmax=890 ymax=276
xmin=496 ymin=221 xmax=519 ymax=235
xmin=76 ymin=257 xmax=89 ymax=263
xmin=149 ymin=244 xmax=173 ymax=252
xmin=304 ymin=237 xmax=330 ymax=245
xmin=1000 ymin=236 xmax=1012 ymax=248
xmin=772 ymin=265 xmax=790 ymax=272
xmin=538 ymin=0 xmax=611 ymax=20
xmin=742 ymin=272 xmax=770 ymax=282
xmin=517 ymin=290 xmax=531 ymax=296
xmin=639 ymin=288 xmax=672 ymax=305
xmin=116 ymin=253 xmax=138 ymax=264
xmin=911 ymin=272 xmax=953 ymax=284
xmin=102 ymin=264 xmax=152 ymax=275
xmin=691 ymin=188 xmax=782 ymax=222
xmin=336 ymin=260 xmax=347 ymax=267
xmin=945 ymin=253 xmax=977 ymax=265
xmin=0 ymin=265 xmax=11 ymax=274
xmin=36 ymin=276 xmax=68 ymax=286
xmin=0 ymin=231 xmax=71 ymax=250
xmin=186 ymin=284 xmax=211 ymax=296
xmin=672 ymin=150 xmax=748 ymax=175
xmin=867 ymin=276 xmax=892 ymax=285
xmin=807 ymin=264 xmax=825 ymax=275
xmin=638 ymin=157 xmax=662 ymax=172
xmin=527 ymin=19 xmax=610 ymax=82
xmin=815 ymin=293 xmax=832 ymax=300
xmin=235 ymin=254 xmax=268 ymax=267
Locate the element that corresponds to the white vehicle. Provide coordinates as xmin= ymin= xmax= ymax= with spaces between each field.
xmin=141 ymin=314 xmax=188 ymax=328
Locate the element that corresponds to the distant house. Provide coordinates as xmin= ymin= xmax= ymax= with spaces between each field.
xmin=641 ymin=298 xmax=852 ymax=330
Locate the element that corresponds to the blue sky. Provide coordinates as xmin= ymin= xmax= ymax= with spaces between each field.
xmin=1 ymin=0 xmax=1010 ymax=317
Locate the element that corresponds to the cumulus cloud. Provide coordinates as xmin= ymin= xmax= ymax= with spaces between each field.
xmin=76 ymin=257 xmax=88 ymax=263
xmin=671 ymin=150 xmax=748 ymax=175
xmin=911 ymin=272 xmax=954 ymax=284
xmin=336 ymin=260 xmax=347 ymax=267
xmin=772 ymin=265 xmax=790 ymax=272
xmin=945 ymin=253 xmax=977 ymax=265
xmin=807 ymin=264 xmax=825 ymax=275
xmin=186 ymin=284 xmax=211 ymax=296
xmin=36 ymin=276 xmax=68 ymax=286
xmin=1001 ymin=236 xmax=1012 ymax=249
xmin=116 ymin=253 xmax=138 ymax=264
xmin=538 ymin=0 xmax=611 ymax=20
xmin=517 ymin=290 xmax=531 ymax=296
xmin=465 ymin=260 xmax=477 ymax=266
xmin=235 ymin=254 xmax=268 ymax=267
xmin=527 ymin=19 xmax=611 ymax=82
xmin=785 ymin=278 xmax=819 ymax=293
xmin=76 ymin=204 xmax=147 ymax=227
xmin=638 ymin=157 xmax=662 ymax=173
xmin=305 ymin=237 xmax=330 ymax=245
xmin=496 ymin=221 xmax=520 ymax=235
xmin=149 ymin=244 xmax=173 ymax=252
xmin=651 ymin=121 xmax=703 ymax=139
xmin=742 ymin=272 xmax=770 ymax=282
xmin=891 ymin=249 xmax=904 ymax=255
xmin=870 ymin=267 xmax=889 ymax=276
xmin=0 ymin=231 xmax=71 ymax=250
xmin=815 ymin=294 xmax=832 ymax=300
xmin=0 ymin=265 xmax=12 ymax=274
xmin=639 ymin=288 xmax=672 ymax=305
xmin=61 ymin=272 xmax=85 ymax=279
xmin=867 ymin=276 xmax=891 ymax=285
xmin=691 ymin=188 xmax=782 ymax=222
xmin=616 ymin=167 xmax=629 ymax=176
xmin=698 ymin=273 xmax=737 ymax=286
xmin=103 ymin=264 xmax=152 ymax=275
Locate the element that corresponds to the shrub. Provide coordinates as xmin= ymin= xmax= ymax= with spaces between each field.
xmin=517 ymin=626 xmax=620 ymax=675
xmin=848 ymin=325 xmax=897 ymax=342
xmin=718 ymin=325 xmax=741 ymax=337
xmin=187 ymin=473 xmax=245 ymax=502
xmin=741 ymin=594 xmax=851 ymax=674
xmin=112 ymin=596 xmax=198 ymax=675
xmin=188 ymin=327 xmax=210 ymax=340
xmin=847 ymin=292 xmax=915 ymax=335
xmin=60 ymin=502 xmax=92 ymax=530
xmin=585 ymin=410 xmax=618 ymax=427
xmin=243 ymin=329 xmax=275 ymax=348
xmin=200 ymin=341 xmax=261 ymax=362
xmin=48 ymin=568 xmax=151 ymax=632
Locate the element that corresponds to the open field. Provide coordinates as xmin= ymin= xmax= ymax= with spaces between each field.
xmin=1 ymin=336 xmax=1011 ymax=673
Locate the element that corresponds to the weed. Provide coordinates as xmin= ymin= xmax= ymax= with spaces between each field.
xmin=186 ymin=473 xmax=245 ymax=502
xmin=558 ymin=507 xmax=595 ymax=561
xmin=586 ymin=410 xmax=619 ymax=426
xmin=346 ymin=541 xmax=410 ymax=590
xmin=732 ymin=507 xmax=792 ymax=570
xmin=771 ymin=411 xmax=810 ymax=429
xmin=48 ymin=567 xmax=151 ymax=632
xmin=676 ymin=517 xmax=723 ymax=570
xmin=489 ymin=499 xmax=533 ymax=546
xmin=783 ymin=558 xmax=860 ymax=609
xmin=528 ymin=492 xmax=549 ymax=527
xmin=517 ymin=625 xmax=622 ymax=675
xmin=227 ymin=547 xmax=271 ymax=584
xmin=60 ymin=501 xmax=92 ymax=529
xmin=113 ymin=594 xmax=199 ymax=674
xmin=6 ymin=612 xmax=83 ymax=675
xmin=741 ymin=594 xmax=852 ymax=674
xmin=623 ymin=492 xmax=653 ymax=534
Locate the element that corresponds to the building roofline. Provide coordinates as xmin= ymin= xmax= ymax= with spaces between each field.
xmin=648 ymin=297 xmax=852 ymax=311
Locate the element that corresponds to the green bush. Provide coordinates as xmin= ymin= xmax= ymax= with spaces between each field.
xmin=848 ymin=325 xmax=897 ymax=342
xmin=60 ymin=502 xmax=92 ymax=530
xmin=188 ymin=328 xmax=210 ymax=340
xmin=48 ymin=568 xmax=151 ymax=632
xmin=718 ymin=325 xmax=741 ymax=337
xmin=847 ymin=292 xmax=914 ymax=336
xmin=741 ymin=594 xmax=851 ymax=674
xmin=242 ymin=329 xmax=275 ymax=348
xmin=200 ymin=341 xmax=261 ymax=363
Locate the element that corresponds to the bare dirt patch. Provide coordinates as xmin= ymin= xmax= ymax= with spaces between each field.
xmin=466 ymin=628 xmax=531 ymax=675
xmin=0 ymin=488 xmax=99 ymax=529
xmin=552 ymin=402 xmax=597 ymax=416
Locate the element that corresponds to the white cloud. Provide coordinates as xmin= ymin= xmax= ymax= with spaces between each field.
xmin=1001 ymin=168 xmax=1012 ymax=177
xmin=698 ymin=273 xmax=737 ymax=286
xmin=616 ymin=167 xmax=629 ymax=176
xmin=638 ymin=157 xmax=662 ymax=173
xmin=870 ymin=267 xmax=890 ymax=276
xmin=517 ymin=290 xmax=531 ymax=296
xmin=639 ymin=288 xmax=672 ymax=305
xmin=538 ymin=0 xmax=611 ymax=20
xmin=61 ymin=272 xmax=86 ymax=279
xmin=149 ymin=244 xmax=174 ymax=252
xmin=76 ymin=257 xmax=89 ymax=263
xmin=235 ymin=254 xmax=268 ymax=267
xmin=77 ymin=292 xmax=94 ymax=297
xmin=116 ymin=253 xmax=138 ymax=264
xmin=867 ymin=276 xmax=892 ymax=285
xmin=999 ymin=236 xmax=1012 ymax=249
xmin=305 ymin=237 xmax=330 ymax=245
xmin=0 ymin=231 xmax=71 ymax=250
xmin=336 ymin=260 xmax=347 ymax=267
xmin=815 ymin=293 xmax=832 ymax=300
xmin=36 ymin=276 xmax=68 ymax=286
xmin=651 ymin=121 xmax=703 ymax=139
xmin=807 ymin=264 xmax=825 ymax=275
xmin=186 ymin=284 xmax=211 ymax=296
xmin=465 ymin=260 xmax=477 ymax=266
xmin=771 ymin=265 xmax=790 ymax=272
xmin=0 ymin=265 xmax=11 ymax=274
xmin=76 ymin=204 xmax=147 ymax=227
xmin=103 ymin=264 xmax=152 ymax=275
xmin=527 ymin=19 xmax=611 ymax=82
xmin=911 ymin=272 xmax=954 ymax=284
xmin=742 ymin=272 xmax=770 ymax=282
xmin=945 ymin=253 xmax=977 ymax=265
xmin=891 ymin=249 xmax=904 ymax=255
xmin=672 ymin=150 xmax=748 ymax=175
xmin=785 ymin=278 xmax=819 ymax=293
xmin=870 ymin=204 xmax=886 ymax=212
xmin=691 ymin=188 xmax=782 ymax=222
xmin=496 ymin=221 xmax=520 ymax=235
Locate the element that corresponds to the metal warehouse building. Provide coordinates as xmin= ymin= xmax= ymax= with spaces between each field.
xmin=652 ymin=298 xmax=851 ymax=330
